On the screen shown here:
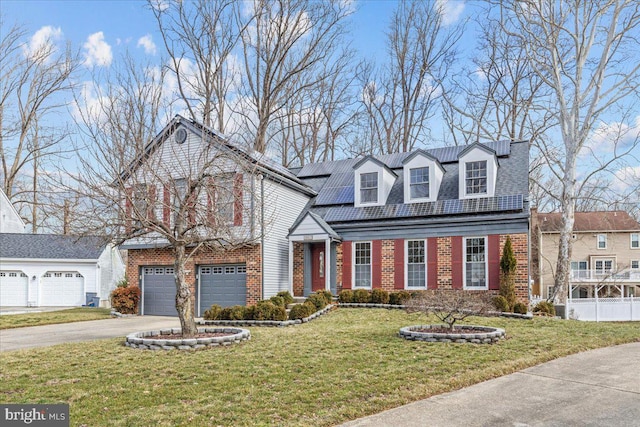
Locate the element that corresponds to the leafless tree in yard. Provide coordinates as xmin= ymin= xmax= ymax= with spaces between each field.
xmin=405 ymin=291 xmax=493 ymax=330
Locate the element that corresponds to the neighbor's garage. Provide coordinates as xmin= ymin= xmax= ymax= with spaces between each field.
xmin=40 ymin=271 xmax=85 ymax=306
xmin=0 ymin=271 xmax=28 ymax=306
xmin=198 ymin=264 xmax=247 ymax=315
xmin=141 ymin=266 xmax=177 ymax=316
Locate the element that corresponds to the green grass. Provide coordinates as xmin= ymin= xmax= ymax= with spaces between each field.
xmin=0 ymin=308 xmax=112 ymax=329
xmin=1 ymin=309 xmax=638 ymax=426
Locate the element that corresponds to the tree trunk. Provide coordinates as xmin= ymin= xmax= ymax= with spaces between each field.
xmin=174 ymin=245 xmax=198 ymax=337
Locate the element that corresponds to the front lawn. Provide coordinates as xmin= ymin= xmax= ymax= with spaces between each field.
xmin=0 ymin=307 xmax=112 ymax=330
xmin=1 ymin=309 xmax=638 ymax=426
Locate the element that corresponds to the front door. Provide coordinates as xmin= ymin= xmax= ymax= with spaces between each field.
xmin=311 ymin=243 xmax=326 ymax=292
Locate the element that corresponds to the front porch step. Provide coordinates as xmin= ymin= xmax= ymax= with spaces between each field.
xmin=292 ymin=297 xmax=307 ymax=304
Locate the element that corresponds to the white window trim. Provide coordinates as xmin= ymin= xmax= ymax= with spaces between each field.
xmin=352 ymin=241 xmax=372 ymax=289
xmin=630 ymin=260 xmax=639 ymax=269
xmin=355 ymin=171 xmax=380 ymax=206
xmin=631 ymin=233 xmax=639 ymax=249
xmin=405 ymin=239 xmax=427 ymax=290
xmin=408 ymin=167 xmax=430 ymax=203
xmin=463 ymin=236 xmax=489 ymax=290
xmin=597 ymin=234 xmax=607 ymax=250
xmin=464 ymin=161 xmax=488 ymax=197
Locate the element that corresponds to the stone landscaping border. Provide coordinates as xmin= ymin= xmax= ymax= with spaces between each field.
xmin=339 ymin=303 xmax=533 ymax=319
xmin=399 ymin=324 xmax=505 ymax=344
xmin=125 ymin=327 xmax=250 ymax=350
xmin=197 ymin=304 xmax=335 ymax=327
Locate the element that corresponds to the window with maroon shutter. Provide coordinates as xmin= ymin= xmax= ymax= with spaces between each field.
xmin=464 ymin=236 xmax=488 ymax=289
xmin=206 ymin=177 xmax=216 ymax=226
xmin=342 ymin=241 xmax=352 ymax=289
xmin=233 ymin=173 xmax=243 ymax=226
xmin=214 ymin=173 xmax=234 ymax=225
xmin=394 ymin=239 xmax=404 ymax=289
xmin=163 ymin=184 xmax=170 ymax=227
xmin=406 ymin=239 xmax=426 ymax=289
xmin=147 ymin=185 xmax=156 ymax=221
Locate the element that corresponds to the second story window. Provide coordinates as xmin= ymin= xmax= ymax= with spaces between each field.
xmin=216 ymin=174 xmax=235 ymax=224
xmin=465 ymin=161 xmax=487 ymax=195
xmin=597 ymin=234 xmax=607 ymax=249
xmin=360 ymin=172 xmax=378 ymax=204
xmin=409 ymin=167 xmax=429 ymax=199
xmin=631 ymin=233 xmax=639 ymax=249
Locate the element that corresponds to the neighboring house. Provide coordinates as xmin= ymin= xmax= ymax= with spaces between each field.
xmin=0 ymin=233 xmax=125 ymax=307
xmin=531 ymin=210 xmax=640 ymax=301
xmin=0 ymin=188 xmax=26 ymax=233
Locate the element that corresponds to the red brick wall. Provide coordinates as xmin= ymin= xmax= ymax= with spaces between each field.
xmin=437 ymin=236 xmax=453 ymax=289
xmin=292 ymin=242 xmax=304 ymax=297
xmin=500 ymin=234 xmax=529 ymax=302
xmin=127 ymin=244 xmax=262 ymax=308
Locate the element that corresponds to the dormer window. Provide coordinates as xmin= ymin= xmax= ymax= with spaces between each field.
xmin=360 ymin=172 xmax=378 ymax=204
xmin=402 ymin=149 xmax=443 ymax=203
xmin=409 ymin=167 xmax=429 ymax=199
xmin=465 ymin=161 xmax=487 ymax=195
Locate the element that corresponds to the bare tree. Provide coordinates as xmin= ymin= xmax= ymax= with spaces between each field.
xmin=405 ymin=290 xmax=493 ymax=330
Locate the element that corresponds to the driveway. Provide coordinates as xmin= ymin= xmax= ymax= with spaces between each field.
xmin=0 ymin=316 xmax=180 ymax=352
xmin=341 ymin=341 xmax=640 ymax=427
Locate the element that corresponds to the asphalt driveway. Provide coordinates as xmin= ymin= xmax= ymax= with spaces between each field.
xmin=0 ymin=316 xmax=180 ymax=352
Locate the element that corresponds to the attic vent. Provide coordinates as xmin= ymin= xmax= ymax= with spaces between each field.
xmin=175 ymin=128 xmax=188 ymax=144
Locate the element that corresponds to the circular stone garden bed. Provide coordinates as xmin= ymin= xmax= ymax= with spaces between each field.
xmin=399 ymin=324 xmax=505 ymax=344
xmin=125 ymin=327 xmax=250 ymax=350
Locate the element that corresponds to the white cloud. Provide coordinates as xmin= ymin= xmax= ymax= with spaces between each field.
xmin=612 ymin=166 xmax=640 ymax=193
xmin=149 ymin=0 xmax=170 ymax=12
xmin=435 ymin=0 xmax=465 ymax=26
xmin=583 ymin=115 xmax=640 ymax=157
xmin=23 ymin=26 xmax=63 ymax=59
xmin=83 ymin=32 xmax=113 ymax=67
xmin=137 ymin=34 xmax=157 ymax=55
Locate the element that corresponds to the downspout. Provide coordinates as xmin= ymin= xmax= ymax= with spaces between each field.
xmin=259 ymin=174 xmax=265 ymax=300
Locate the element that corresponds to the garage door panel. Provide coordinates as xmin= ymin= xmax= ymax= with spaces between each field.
xmin=41 ymin=272 xmax=84 ymax=306
xmin=142 ymin=267 xmax=177 ymax=316
xmin=199 ymin=264 xmax=246 ymax=313
xmin=0 ymin=271 xmax=28 ymax=306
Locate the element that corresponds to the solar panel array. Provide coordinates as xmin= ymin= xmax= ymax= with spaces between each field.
xmin=323 ymin=194 xmax=524 ymax=223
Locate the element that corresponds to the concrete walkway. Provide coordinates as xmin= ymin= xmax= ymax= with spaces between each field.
xmin=0 ymin=316 xmax=180 ymax=352
xmin=341 ymin=341 xmax=640 ymax=427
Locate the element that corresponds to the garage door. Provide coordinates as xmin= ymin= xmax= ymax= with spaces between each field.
xmin=40 ymin=272 xmax=85 ymax=306
xmin=142 ymin=266 xmax=177 ymax=316
xmin=0 ymin=271 xmax=28 ymax=306
xmin=199 ymin=264 xmax=247 ymax=314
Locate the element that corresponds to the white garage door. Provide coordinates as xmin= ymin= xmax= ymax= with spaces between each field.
xmin=40 ymin=272 xmax=85 ymax=306
xmin=0 ymin=271 xmax=28 ymax=306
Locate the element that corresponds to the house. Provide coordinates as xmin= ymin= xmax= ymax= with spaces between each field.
xmin=0 ymin=188 xmax=26 ymax=233
xmin=122 ymin=115 xmax=530 ymax=316
xmin=531 ymin=210 xmax=640 ymax=301
xmin=0 ymin=233 xmax=125 ymax=307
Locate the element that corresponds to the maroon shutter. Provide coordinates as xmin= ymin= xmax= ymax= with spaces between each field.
xmin=163 ymin=184 xmax=170 ymax=228
xmin=124 ymin=187 xmax=133 ymax=233
xmin=342 ymin=241 xmax=352 ymax=289
xmin=427 ymin=238 xmax=438 ymax=289
xmin=147 ymin=185 xmax=156 ymax=221
xmin=451 ymin=236 xmax=463 ymax=289
xmin=394 ymin=239 xmax=404 ymax=289
xmin=488 ymin=235 xmax=501 ymax=290
xmin=233 ymin=173 xmax=243 ymax=226
xmin=372 ymin=240 xmax=382 ymax=289
xmin=186 ymin=181 xmax=196 ymax=226
xmin=207 ymin=178 xmax=216 ymax=226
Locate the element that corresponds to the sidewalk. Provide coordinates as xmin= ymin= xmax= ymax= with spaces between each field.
xmin=340 ymin=341 xmax=640 ymax=427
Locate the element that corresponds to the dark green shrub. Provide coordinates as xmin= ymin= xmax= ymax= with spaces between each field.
xmin=219 ymin=307 xmax=233 ymax=320
xmin=306 ymin=293 xmax=327 ymax=310
xmin=513 ymin=301 xmax=528 ymax=314
xmin=203 ymin=304 xmax=222 ymax=320
xmin=229 ymin=305 xmax=247 ymax=320
xmin=338 ymin=290 xmax=353 ymax=303
xmin=389 ymin=291 xmax=411 ymax=305
xmin=288 ymin=303 xmax=314 ymax=320
xmin=316 ymin=290 xmax=333 ymax=305
xmin=276 ymin=291 xmax=294 ymax=305
xmin=352 ymin=289 xmax=371 ymax=303
xmin=253 ymin=300 xmax=286 ymax=321
xmin=533 ymin=301 xmax=555 ymax=316
xmin=370 ymin=289 xmax=390 ymax=304
xmin=493 ymin=295 xmax=510 ymax=312
xmin=270 ymin=296 xmax=286 ymax=307
xmin=499 ymin=236 xmax=518 ymax=311
xmin=110 ymin=285 xmax=141 ymax=314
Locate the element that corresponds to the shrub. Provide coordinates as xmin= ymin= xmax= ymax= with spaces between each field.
xmin=370 ymin=289 xmax=390 ymax=304
xmin=276 ymin=291 xmax=294 ymax=306
xmin=203 ymin=304 xmax=222 ymax=320
xmin=499 ymin=236 xmax=518 ymax=311
xmin=306 ymin=293 xmax=328 ymax=310
xmin=110 ymin=285 xmax=141 ymax=314
xmin=253 ymin=301 xmax=286 ymax=321
xmin=270 ymin=296 xmax=286 ymax=307
xmin=316 ymin=290 xmax=333 ymax=305
xmin=116 ymin=279 xmax=128 ymax=288
xmin=288 ymin=302 xmax=314 ymax=320
xmin=406 ymin=290 xmax=493 ymax=330
xmin=338 ymin=290 xmax=353 ymax=303
xmin=513 ymin=301 xmax=528 ymax=314
xmin=352 ymin=289 xmax=371 ymax=303
xmin=533 ymin=301 xmax=555 ymax=316
xmin=389 ymin=291 xmax=411 ymax=305
xmin=229 ymin=305 xmax=247 ymax=320
xmin=493 ymin=295 xmax=510 ymax=312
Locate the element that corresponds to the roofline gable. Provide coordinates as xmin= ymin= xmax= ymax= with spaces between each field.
xmin=0 ymin=187 xmax=26 ymax=229
xmin=402 ymin=149 xmax=445 ymax=172
xmin=353 ymin=155 xmax=398 ymax=177
xmin=458 ymin=142 xmax=498 ymax=159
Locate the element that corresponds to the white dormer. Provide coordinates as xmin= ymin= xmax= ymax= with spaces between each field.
xmin=353 ymin=156 xmax=397 ymax=207
xmin=458 ymin=143 xmax=498 ymax=199
xmin=402 ymin=149 xmax=444 ymax=203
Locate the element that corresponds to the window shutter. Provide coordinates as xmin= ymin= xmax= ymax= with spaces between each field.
xmin=163 ymin=184 xmax=170 ymax=227
xmin=451 ymin=236 xmax=463 ymax=289
xmin=427 ymin=238 xmax=438 ymax=289
xmin=124 ymin=187 xmax=133 ymax=233
xmin=342 ymin=241 xmax=352 ymax=290
xmin=488 ymin=235 xmax=501 ymax=290
xmin=147 ymin=185 xmax=156 ymax=221
xmin=393 ymin=239 xmax=404 ymax=289
xmin=233 ymin=173 xmax=243 ymax=226
xmin=372 ymin=240 xmax=382 ymax=289
xmin=207 ymin=177 xmax=216 ymax=227
xmin=186 ymin=181 xmax=196 ymax=226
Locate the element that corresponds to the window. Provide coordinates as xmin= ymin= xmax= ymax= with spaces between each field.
xmin=212 ymin=267 xmax=223 ymax=274
xmin=631 ymin=260 xmax=639 ymax=269
xmin=237 ymin=266 xmax=247 ymax=274
xmin=65 ymin=273 xmax=73 ymax=278
xmin=597 ymin=234 xmax=607 ymax=249
xmin=594 ymin=259 xmax=614 ymax=275
xmin=216 ymin=174 xmax=235 ymax=224
xmin=200 ymin=267 xmax=212 ymax=275
xmin=354 ymin=242 xmax=372 ymax=288
xmin=406 ymin=240 xmax=426 ymax=288
xmin=464 ymin=237 xmax=487 ymax=289
xmin=9 ymin=272 xmax=17 ymax=277
xmin=631 ymin=234 xmax=639 ymax=249
xmin=173 ymin=178 xmax=187 ymax=224
xmin=143 ymin=267 xmax=154 ymax=275
xmin=571 ymin=261 xmax=588 ymax=279
xmin=54 ymin=273 xmax=62 ymax=278
xmin=225 ymin=266 xmax=235 ymax=274
xmin=409 ymin=167 xmax=429 ymax=199
xmin=154 ymin=268 xmax=164 ymax=275
xmin=165 ymin=268 xmax=174 ymax=275
xmin=132 ymin=184 xmax=153 ymax=224
xmin=465 ymin=161 xmax=487 ymax=195
xmin=360 ymin=172 xmax=378 ymax=204
xmin=76 ymin=273 xmax=83 ymax=278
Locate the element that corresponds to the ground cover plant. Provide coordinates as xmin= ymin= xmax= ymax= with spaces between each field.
xmin=0 ymin=308 xmax=112 ymax=330
xmin=1 ymin=309 xmax=638 ymax=426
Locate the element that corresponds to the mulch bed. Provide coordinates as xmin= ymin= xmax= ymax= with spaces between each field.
xmin=414 ymin=327 xmax=488 ymax=334
xmin=150 ymin=332 xmax=233 ymax=340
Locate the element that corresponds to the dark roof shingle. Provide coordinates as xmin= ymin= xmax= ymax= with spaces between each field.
xmin=537 ymin=211 xmax=640 ymax=232
xmin=0 ymin=234 xmax=107 ymax=260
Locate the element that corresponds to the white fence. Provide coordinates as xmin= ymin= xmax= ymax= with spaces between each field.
xmin=567 ymin=297 xmax=640 ymax=322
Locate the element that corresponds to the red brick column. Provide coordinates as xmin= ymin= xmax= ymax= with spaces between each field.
xmin=437 ymin=237 xmax=452 ymax=289
xmin=292 ymin=242 xmax=304 ymax=297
